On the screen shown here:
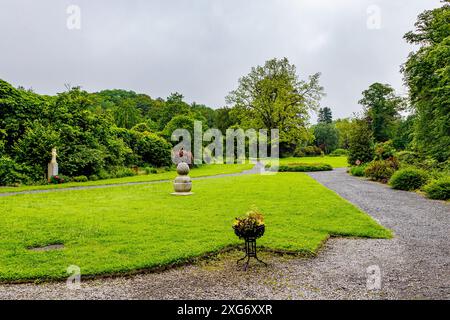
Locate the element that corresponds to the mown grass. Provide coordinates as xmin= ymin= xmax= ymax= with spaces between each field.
xmin=0 ymin=172 xmax=390 ymax=282
xmin=0 ymin=163 xmax=253 ymax=193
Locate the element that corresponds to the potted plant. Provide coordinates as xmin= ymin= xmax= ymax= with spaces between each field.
xmin=233 ymin=207 xmax=267 ymax=270
xmin=233 ymin=208 xmax=265 ymax=240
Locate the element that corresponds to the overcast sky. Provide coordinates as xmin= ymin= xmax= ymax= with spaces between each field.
xmin=0 ymin=0 xmax=443 ymax=120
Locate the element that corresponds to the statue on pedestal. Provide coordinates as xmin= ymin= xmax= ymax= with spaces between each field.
xmin=47 ymin=148 xmax=59 ymax=181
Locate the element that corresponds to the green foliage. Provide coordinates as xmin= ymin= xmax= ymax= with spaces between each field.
xmin=350 ymin=165 xmax=367 ymax=177
xmin=73 ymin=175 xmax=88 ymax=182
xmin=161 ymin=115 xmax=198 ymax=141
xmin=402 ymin=2 xmax=450 ymax=161
xmin=0 ymin=156 xmax=30 ymax=186
xmin=226 ymin=57 xmax=323 ymax=149
xmin=131 ymin=122 xmax=156 ymax=133
xmin=111 ymin=167 xmax=136 ymax=178
xmin=114 ymin=98 xmax=142 ymax=129
xmin=364 ymin=158 xmax=400 ymax=183
xmin=144 ymin=166 xmax=157 ymax=174
xmin=215 ymin=107 xmax=238 ymax=134
xmin=359 ymin=83 xmax=403 ymax=142
xmin=423 ymin=176 xmax=450 ymax=200
xmin=156 ymin=92 xmax=192 ymax=130
xmin=276 ymin=163 xmax=333 ymax=172
xmin=318 ymin=107 xmax=333 ymax=124
xmin=295 ymin=145 xmax=322 ymax=157
xmin=89 ymin=174 xmax=99 ymax=181
xmin=334 ymin=118 xmax=353 ymax=149
xmin=374 ymin=140 xmax=396 ymax=160
xmin=347 ymin=119 xmax=375 ymax=165
xmin=329 ymin=148 xmax=348 ymax=157
xmin=391 ymin=115 xmax=415 ymax=150
xmin=313 ymin=123 xmax=339 ymax=154
xmin=389 ymin=168 xmax=429 ymax=190
xmin=13 ymin=121 xmax=59 ymax=179
xmin=396 ymin=150 xmax=420 ymax=166
xmin=135 ymin=132 xmax=172 ymax=167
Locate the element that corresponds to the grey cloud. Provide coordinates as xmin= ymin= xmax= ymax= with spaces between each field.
xmin=0 ymin=0 xmax=443 ymax=120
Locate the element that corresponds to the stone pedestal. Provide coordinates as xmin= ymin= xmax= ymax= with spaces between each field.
xmin=171 ymin=162 xmax=193 ymax=196
xmin=48 ymin=162 xmax=58 ymax=179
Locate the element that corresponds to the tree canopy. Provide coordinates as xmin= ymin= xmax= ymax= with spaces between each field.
xmin=226 ymin=57 xmax=324 ymax=151
xmin=402 ymin=0 xmax=450 ymax=161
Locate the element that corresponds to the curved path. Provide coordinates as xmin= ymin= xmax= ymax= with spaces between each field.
xmin=0 ymin=168 xmax=448 ymax=299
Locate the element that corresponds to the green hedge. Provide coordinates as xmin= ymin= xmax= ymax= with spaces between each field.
xmin=275 ymin=163 xmax=333 ymax=172
xmin=423 ymin=177 xmax=450 ymax=200
xmin=389 ymin=168 xmax=428 ymax=191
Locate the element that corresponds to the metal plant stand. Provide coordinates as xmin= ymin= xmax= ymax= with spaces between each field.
xmin=236 ymin=237 xmax=267 ymax=271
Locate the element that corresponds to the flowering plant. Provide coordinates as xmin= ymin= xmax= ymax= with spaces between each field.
xmin=49 ymin=175 xmax=65 ymax=184
xmin=232 ymin=207 xmax=265 ymax=240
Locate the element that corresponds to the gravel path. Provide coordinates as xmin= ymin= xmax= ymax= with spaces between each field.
xmin=0 ymin=168 xmax=448 ymax=300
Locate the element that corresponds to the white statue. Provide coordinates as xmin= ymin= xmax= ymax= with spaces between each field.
xmin=48 ymin=148 xmax=59 ymax=179
xmin=51 ymin=148 xmax=57 ymax=164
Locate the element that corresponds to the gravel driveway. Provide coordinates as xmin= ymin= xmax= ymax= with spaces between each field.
xmin=0 ymin=168 xmax=448 ymax=300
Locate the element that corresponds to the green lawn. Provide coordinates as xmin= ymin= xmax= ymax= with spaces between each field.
xmin=274 ymin=156 xmax=348 ymax=168
xmin=0 ymin=158 xmax=347 ymax=194
xmin=0 ymin=172 xmax=390 ymax=282
xmin=0 ymin=163 xmax=253 ymax=193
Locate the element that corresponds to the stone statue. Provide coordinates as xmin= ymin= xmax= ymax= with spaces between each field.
xmin=47 ymin=148 xmax=59 ymax=180
xmin=171 ymin=162 xmax=193 ymax=196
xmin=51 ymin=148 xmax=57 ymax=164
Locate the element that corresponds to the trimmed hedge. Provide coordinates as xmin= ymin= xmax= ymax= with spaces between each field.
xmin=276 ymin=163 xmax=333 ymax=172
xmin=389 ymin=168 xmax=428 ymax=191
xmin=423 ymin=177 xmax=450 ymax=200
xmin=329 ymin=148 xmax=348 ymax=157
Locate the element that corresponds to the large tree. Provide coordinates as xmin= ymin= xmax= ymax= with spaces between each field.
xmin=334 ymin=118 xmax=354 ymax=149
xmin=359 ymin=83 xmax=403 ymax=142
xmin=348 ymin=119 xmax=375 ymax=165
xmin=402 ymin=0 xmax=450 ymax=161
xmin=226 ymin=57 xmax=324 ymax=151
xmin=313 ymin=123 xmax=339 ymax=154
xmin=114 ymin=98 xmax=142 ymax=129
xmin=317 ymin=107 xmax=333 ymax=124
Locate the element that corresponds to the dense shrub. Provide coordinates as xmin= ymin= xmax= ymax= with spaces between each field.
xmin=97 ymin=170 xmax=111 ymax=180
xmin=389 ymin=168 xmax=428 ymax=191
xmin=329 ymin=148 xmax=348 ymax=157
xmin=89 ymin=174 xmax=99 ymax=181
xmin=112 ymin=167 xmax=136 ymax=178
xmin=0 ymin=156 xmax=31 ymax=186
xmin=350 ymin=165 xmax=366 ymax=177
xmin=274 ymin=163 xmax=333 ymax=172
xmin=73 ymin=175 xmax=88 ymax=182
xmin=423 ymin=177 xmax=450 ymax=200
xmin=396 ymin=151 xmax=420 ymax=166
xmin=297 ymin=146 xmax=322 ymax=157
xmin=364 ymin=158 xmax=399 ymax=183
xmin=348 ymin=120 xmax=374 ymax=165
xmin=135 ymin=132 xmax=172 ymax=167
xmin=144 ymin=166 xmax=157 ymax=174
xmin=374 ymin=140 xmax=396 ymax=160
